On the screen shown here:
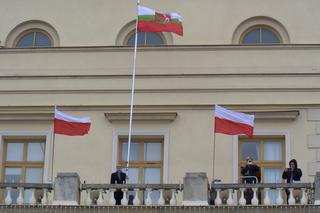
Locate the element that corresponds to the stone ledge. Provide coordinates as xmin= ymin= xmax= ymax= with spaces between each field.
xmin=105 ymin=112 xmax=178 ymax=122
xmin=0 ymin=205 xmax=319 ymax=213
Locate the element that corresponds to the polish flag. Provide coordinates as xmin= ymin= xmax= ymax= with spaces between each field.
xmin=214 ymin=105 xmax=254 ymax=138
xmin=54 ymin=109 xmax=91 ymax=136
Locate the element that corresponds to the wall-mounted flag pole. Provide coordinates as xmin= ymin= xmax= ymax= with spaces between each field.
xmin=212 ymin=104 xmax=254 ymax=180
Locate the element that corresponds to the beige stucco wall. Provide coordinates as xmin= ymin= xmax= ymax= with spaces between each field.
xmin=1 ymin=0 xmax=320 ymax=46
xmin=0 ymin=45 xmax=319 ymax=183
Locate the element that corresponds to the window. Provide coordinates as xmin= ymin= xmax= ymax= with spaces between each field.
xmin=125 ymin=31 xmax=165 ymax=46
xmin=14 ymin=29 xmax=52 ymax=48
xmin=116 ymin=21 xmax=173 ymax=46
xmin=117 ymin=135 xmax=163 ymax=204
xmin=1 ymin=138 xmax=45 ymax=204
xmin=239 ymin=136 xmax=285 ymax=203
xmin=5 ymin=20 xmax=59 ymax=48
xmin=232 ymin=16 xmax=290 ymax=44
xmin=240 ymin=26 xmax=281 ymax=44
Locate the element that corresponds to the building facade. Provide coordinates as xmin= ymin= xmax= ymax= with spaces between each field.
xmin=1 ymin=0 xmax=320 ymax=204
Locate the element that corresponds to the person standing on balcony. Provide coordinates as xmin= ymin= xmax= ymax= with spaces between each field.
xmin=241 ymin=156 xmax=261 ymax=204
xmin=111 ymin=169 xmax=127 ymax=205
xmin=282 ymin=159 xmax=302 ymax=203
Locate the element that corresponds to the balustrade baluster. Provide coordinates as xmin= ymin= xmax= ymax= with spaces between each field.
xmin=133 ymin=188 xmax=140 ymax=205
xmin=41 ymin=188 xmax=48 ymax=205
xmin=300 ymin=188 xmax=307 ymax=204
xmin=169 ymin=189 xmax=176 ymax=205
xmin=263 ymin=188 xmax=271 ymax=205
xmin=17 ymin=187 xmax=24 ymax=205
xmin=251 ymin=188 xmax=259 ymax=205
xmin=226 ymin=189 xmax=234 ymax=205
xmin=5 ymin=187 xmax=12 ymax=205
xmin=97 ymin=189 xmax=104 ymax=206
xmin=85 ymin=189 xmax=92 ymax=206
xmin=239 ymin=188 xmax=246 ymax=206
xmin=276 ymin=188 xmax=283 ymax=205
xmin=145 ymin=188 xmax=153 ymax=206
xmin=214 ymin=189 xmax=222 ymax=206
xmin=109 ymin=189 xmax=116 ymax=206
xmin=176 ymin=190 xmax=183 ymax=205
xmin=288 ymin=188 xmax=295 ymax=205
xmin=29 ymin=188 xmax=36 ymax=205
xmin=121 ymin=188 xmax=128 ymax=206
xmin=157 ymin=189 xmax=165 ymax=205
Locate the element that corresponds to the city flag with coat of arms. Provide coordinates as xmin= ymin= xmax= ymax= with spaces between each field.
xmin=137 ymin=6 xmax=183 ymax=36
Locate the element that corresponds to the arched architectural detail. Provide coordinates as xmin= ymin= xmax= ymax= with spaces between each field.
xmin=232 ymin=16 xmax=290 ymax=44
xmin=5 ymin=20 xmax=60 ymax=47
xmin=115 ymin=20 xmax=173 ymax=46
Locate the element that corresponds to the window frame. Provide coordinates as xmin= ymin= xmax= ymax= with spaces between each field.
xmin=13 ymin=28 xmax=53 ymax=48
xmin=117 ymin=135 xmax=164 ymax=184
xmin=116 ymin=20 xmax=173 ymax=46
xmin=112 ymin=131 xmax=169 ymax=183
xmin=232 ymin=131 xmax=291 ymax=183
xmin=123 ymin=30 xmax=166 ymax=46
xmin=238 ymin=136 xmax=286 ymax=182
xmin=5 ymin=20 xmax=59 ymax=48
xmin=240 ymin=25 xmax=282 ymax=45
xmin=1 ymin=137 xmax=46 ymax=182
xmin=232 ymin=16 xmax=290 ymax=44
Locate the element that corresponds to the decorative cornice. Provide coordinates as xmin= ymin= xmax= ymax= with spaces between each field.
xmin=253 ymin=111 xmax=299 ymax=120
xmin=0 ymin=113 xmax=52 ymax=121
xmin=105 ymin=112 xmax=178 ymax=122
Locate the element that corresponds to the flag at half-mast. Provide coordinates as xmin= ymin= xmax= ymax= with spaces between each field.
xmin=137 ymin=6 xmax=183 ymax=36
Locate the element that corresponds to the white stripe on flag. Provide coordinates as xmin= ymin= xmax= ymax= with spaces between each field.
xmin=54 ymin=109 xmax=91 ymax=123
xmin=214 ymin=104 xmax=254 ymax=126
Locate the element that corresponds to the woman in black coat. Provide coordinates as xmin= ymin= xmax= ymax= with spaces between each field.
xmin=282 ymin=159 xmax=302 ymax=183
xmin=282 ymin=159 xmax=302 ymax=203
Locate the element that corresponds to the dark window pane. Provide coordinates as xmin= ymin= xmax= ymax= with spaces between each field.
xmin=16 ymin=32 xmax=34 ymax=48
xmin=242 ymin=142 xmax=260 ymax=160
xmin=146 ymin=32 xmax=164 ymax=45
xmin=127 ymin=32 xmax=146 ymax=45
xmin=262 ymin=29 xmax=280 ymax=43
xmin=242 ymin=29 xmax=260 ymax=44
xmin=35 ymin=32 xmax=51 ymax=47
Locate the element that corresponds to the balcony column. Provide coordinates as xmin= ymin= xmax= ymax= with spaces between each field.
xmin=314 ymin=172 xmax=320 ymax=204
xmin=52 ymin=172 xmax=80 ymax=205
xmin=182 ymin=172 xmax=209 ymax=206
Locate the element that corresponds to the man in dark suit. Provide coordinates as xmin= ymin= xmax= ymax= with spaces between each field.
xmin=110 ymin=169 xmax=127 ymax=205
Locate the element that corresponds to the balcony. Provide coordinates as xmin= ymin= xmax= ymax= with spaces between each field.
xmin=0 ymin=172 xmax=320 ymax=213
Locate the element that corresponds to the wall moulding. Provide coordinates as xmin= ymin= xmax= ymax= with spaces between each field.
xmin=0 ymin=113 xmax=52 ymax=121
xmin=105 ymin=112 xmax=177 ymax=123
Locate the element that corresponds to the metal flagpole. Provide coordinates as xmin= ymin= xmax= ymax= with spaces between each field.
xmin=212 ymin=132 xmax=216 ymax=181
xmin=125 ymin=0 xmax=141 ymax=182
xmin=51 ymin=105 xmax=57 ymax=182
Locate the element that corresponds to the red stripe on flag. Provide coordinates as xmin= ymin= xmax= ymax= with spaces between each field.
xmin=138 ymin=20 xmax=183 ymax=36
xmin=214 ymin=117 xmax=254 ymax=138
xmin=54 ymin=118 xmax=91 ymax=136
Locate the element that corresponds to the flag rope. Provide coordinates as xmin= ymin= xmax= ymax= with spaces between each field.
xmin=125 ymin=0 xmax=141 ymax=182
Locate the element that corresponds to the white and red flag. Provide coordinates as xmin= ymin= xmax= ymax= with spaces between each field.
xmin=54 ymin=108 xmax=91 ymax=136
xmin=214 ymin=105 xmax=254 ymax=138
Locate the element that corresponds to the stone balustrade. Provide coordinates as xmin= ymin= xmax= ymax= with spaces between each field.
xmin=211 ymin=183 xmax=313 ymax=205
xmin=81 ymin=183 xmax=183 ymax=206
xmin=0 ymin=183 xmax=53 ymax=205
xmin=1 ymin=172 xmax=320 ymax=206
